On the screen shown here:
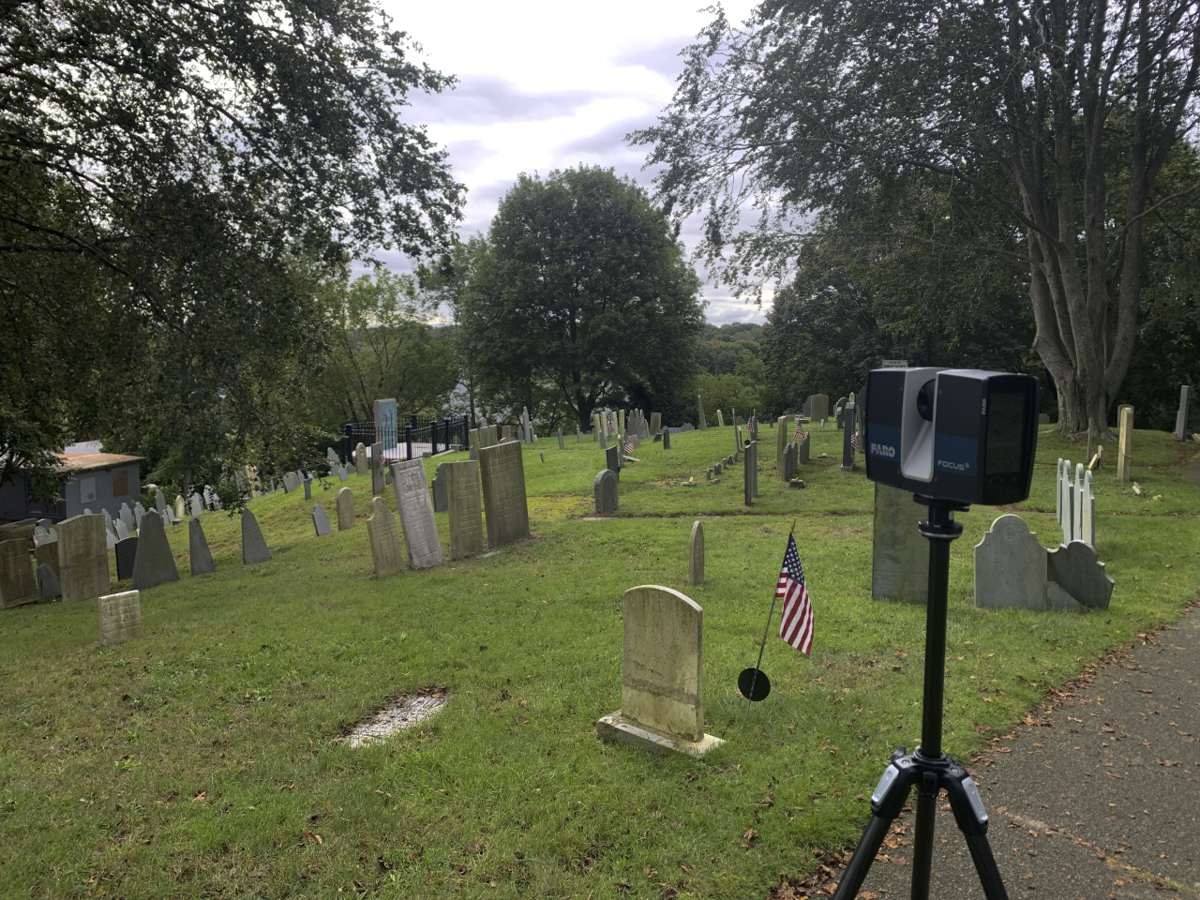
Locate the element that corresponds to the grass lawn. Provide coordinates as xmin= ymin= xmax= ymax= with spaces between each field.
xmin=2 ymin=423 xmax=1197 ymax=899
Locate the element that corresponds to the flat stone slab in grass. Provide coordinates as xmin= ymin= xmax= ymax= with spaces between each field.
xmin=344 ymin=689 xmax=448 ymax=748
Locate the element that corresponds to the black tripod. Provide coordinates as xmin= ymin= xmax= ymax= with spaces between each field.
xmin=832 ymin=496 xmax=1009 ymax=900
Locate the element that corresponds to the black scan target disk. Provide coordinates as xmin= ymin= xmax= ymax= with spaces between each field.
xmin=738 ymin=667 xmax=771 ymax=701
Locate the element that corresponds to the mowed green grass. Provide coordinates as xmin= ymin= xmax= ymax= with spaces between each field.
xmin=1 ymin=424 xmax=1197 ymax=899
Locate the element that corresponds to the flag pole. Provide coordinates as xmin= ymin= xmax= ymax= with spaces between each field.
xmin=743 ymin=519 xmax=797 ymax=727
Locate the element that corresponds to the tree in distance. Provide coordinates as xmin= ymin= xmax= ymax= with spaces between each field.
xmin=633 ymin=0 xmax=1200 ymax=437
xmin=0 ymin=0 xmax=463 ymax=497
xmin=458 ymin=167 xmax=705 ymax=430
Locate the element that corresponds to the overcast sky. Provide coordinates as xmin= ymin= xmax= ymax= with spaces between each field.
xmin=381 ymin=0 xmax=766 ymax=325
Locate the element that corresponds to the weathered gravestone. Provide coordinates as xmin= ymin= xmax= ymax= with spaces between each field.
xmin=1116 ymin=405 xmax=1134 ymax=482
xmin=37 ymin=564 xmax=61 ymax=600
xmin=557 ymin=429 xmax=565 ymax=451
xmin=354 ymin=442 xmax=368 ymax=477
xmin=154 ymin=489 xmax=167 ymax=519
xmin=98 ymin=590 xmax=141 ymax=648
xmin=776 ymin=416 xmax=792 ymax=471
xmin=974 ymin=515 xmax=1047 ymax=610
xmin=650 ymin=412 xmax=662 ymax=436
xmin=34 ymin=540 xmax=59 ymax=584
xmin=445 ymin=460 xmax=484 ymax=560
xmin=282 ymin=471 xmax=301 ymax=494
xmin=605 ymin=444 xmax=620 ymax=475
xmin=189 ymin=493 xmax=203 ymax=518
xmin=841 ymin=401 xmax=857 ymax=471
xmin=241 ymin=509 xmax=271 ymax=564
xmin=58 ymin=514 xmax=110 ymax=604
xmin=174 ymin=495 xmax=185 ymax=523
xmin=1047 ymin=541 xmax=1113 ymax=610
xmin=697 ymin=396 xmax=707 ymax=430
xmin=303 ymin=477 xmax=312 ymax=501
xmin=811 ymin=393 xmax=830 ymax=423
xmin=114 ymin=518 xmax=131 ymax=542
xmin=130 ymin=511 xmax=179 ymax=591
xmin=114 ymin=536 xmax=138 ymax=581
xmin=594 ymin=469 xmax=619 ymax=514
xmin=799 ymin=431 xmax=811 ymax=464
xmin=119 ymin=503 xmax=136 ymax=533
xmin=313 ymin=504 xmax=332 ymax=537
xmin=783 ymin=442 xmax=798 ymax=482
xmin=391 ymin=459 xmax=444 ymax=569
xmin=743 ymin=442 xmax=755 ymax=506
xmin=431 ymin=463 xmax=449 ymax=513
xmin=478 ymin=441 xmax=530 ymax=548
xmin=0 ymin=538 xmax=37 ymax=608
xmin=366 ymin=496 xmax=404 ymax=578
xmin=688 ymin=521 xmax=704 ymax=587
xmin=595 ymin=585 xmax=723 ymax=757
xmin=871 ymin=485 xmax=930 ymax=604
xmin=371 ymin=442 xmax=385 ymax=496
xmin=1175 ymin=385 xmax=1191 ymax=441
xmin=337 ymin=487 xmax=355 ymax=530
xmin=134 ymin=501 xmax=146 ymax=530
xmin=189 ymin=518 xmax=216 ymax=575
xmin=716 ymin=409 xmax=725 ymax=428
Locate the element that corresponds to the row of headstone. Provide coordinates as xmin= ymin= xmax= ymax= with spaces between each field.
xmin=975 ymin=515 xmax=1113 ymax=611
xmin=1057 ymin=458 xmax=1096 ymax=549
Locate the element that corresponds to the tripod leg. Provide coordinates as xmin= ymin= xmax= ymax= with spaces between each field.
xmin=943 ymin=768 xmax=1010 ymax=900
xmin=831 ymin=812 xmax=897 ymax=900
xmin=909 ymin=789 xmax=938 ymax=900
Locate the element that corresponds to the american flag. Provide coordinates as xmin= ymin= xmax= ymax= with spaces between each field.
xmin=623 ymin=437 xmax=634 ymax=455
xmin=777 ymin=534 xmax=814 ymax=654
xmin=794 ymin=419 xmax=804 ymax=440
xmin=850 ymin=429 xmax=860 ymax=452
xmin=747 ymin=414 xmax=756 ymax=434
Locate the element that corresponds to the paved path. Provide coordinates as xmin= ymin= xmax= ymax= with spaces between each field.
xmin=824 ymin=603 xmax=1200 ymax=899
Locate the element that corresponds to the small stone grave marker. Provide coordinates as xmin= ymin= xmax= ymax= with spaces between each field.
xmin=130 ymin=511 xmax=179 ymax=591
xmin=366 ymin=496 xmax=404 ymax=578
xmin=58 ymin=514 xmax=110 ymax=603
xmin=688 ymin=521 xmax=704 ymax=587
xmin=189 ymin=518 xmax=216 ymax=575
xmin=594 ymin=469 xmax=618 ymax=514
xmin=336 ymin=487 xmax=355 ymax=530
xmin=114 ymin=536 xmax=139 ymax=581
xmin=974 ymin=515 xmax=1046 ymax=610
xmin=313 ymin=504 xmax=332 ymax=537
xmin=98 ymin=590 xmax=141 ymax=648
xmin=0 ymin=538 xmax=37 ymax=608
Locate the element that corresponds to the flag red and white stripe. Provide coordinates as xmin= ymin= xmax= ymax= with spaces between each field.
xmin=777 ymin=534 xmax=814 ymax=654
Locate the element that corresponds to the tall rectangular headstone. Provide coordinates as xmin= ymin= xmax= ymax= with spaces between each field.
xmin=0 ymin=538 xmax=37 ymax=608
xmin=697 ymin=396 xmax=707 ymax=430
xmin=650 ymin=412 xmax=661 ymax=436
xmin=811 ymin=394 xmax=830 ymax=423
xmin=114 ymin=536 xmax=138 ymax=581
xmin=595 ymin=585 xmax=723 ymax=757
xmin=688 ymin=521 xmax=704 ymax=587
xmin=129 ymin=511 xmax=179 ymax=591
xmin=337 ymin=487 xmax=355 ymax=530
xmin=871 ymin=485 xmax=929 ymax=604
xmin=445 ymin=460 xmax=484 ymax=560
xmin=743 ymin=441 xmax=755 ymax=507
xmin=478 ymin=441 xmax=530 ymax=548
xmin=98 ymin=590 xmax=142 ymax=647
xmin=661 ymin=428 xmax=671 ymax=450
xmin=1175 ymin=385 xmax=1191 ymax=441
xmin=366 ymin=496 xmax=404 ymax=578
xmin=1116 ymin=405 xmax=1133 ymax=482
xmin=391 ymin=459 xmax=444 ymax=569
xmin=716 ymin=409 xmax=725 ymax=428
xmin=776 ymin=416 xmax=791 ymax=476
xmin=313 ymin=503 xmax=332 ymax=537
xmin=799 ymin=431 xmax=811 ymax=464
xmin=431 ymin=462 xmax=449 ymax=513
xmin=58 ymin=514 xmax=110 ymax=604
xmin=370 ymin=442 xmax=385 ymax=496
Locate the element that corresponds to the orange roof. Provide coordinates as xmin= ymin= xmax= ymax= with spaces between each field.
xmin=59 ymin=453 xmax=144 ymax=473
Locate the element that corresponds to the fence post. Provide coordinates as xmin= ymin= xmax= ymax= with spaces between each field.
xmin=404 ymin=423 xmax=414 ymax=461
xmin=461 ymin=415 xmax=470 ymax=450
xmin=340 ymin=423 xmax=354 ymax=464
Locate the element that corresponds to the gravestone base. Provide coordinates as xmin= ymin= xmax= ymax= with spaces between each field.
xmin=595 ymin=713 xmax=724 ymax=759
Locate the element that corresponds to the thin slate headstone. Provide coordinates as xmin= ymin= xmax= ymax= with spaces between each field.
xmin=303 ymin=478 xmax=312 ymax=501
xmin=1174 ymin=385 xmax=1191 ymax=441
xmin=811 ymin=393 xmax=830 ymax=423
xmin=391 ymin=459 xmax=444 ymax=569
xmin=58 ymin=514 xmax=110 ymax=604
xmin=129 ymin=511 xmax=179 ymax=591
xmin=776 ymin=415 xmax=791 ymax=469
xmin=189 ymin=518 xmax=216 ymax=575
xmin=313 ymin=503 xmax=332 ymax=537
xmin=606 ymin=444 xmax=620 ymax=475
xmin=98 ymin=590 xmax=142 ymax=648
xmin=688 ymin=521 xmax=704 ymax=587
xmin=840 ymin=401 xmax=856 ymax=471
xmin=241 ymin=508 xmax=271 ymax=565
xmin=445 ymin=460 xmax=484 ymax=559
xmin=1047 ymin=541 xmax=1113 ymax=610
xmin=37 ymin=563 xmax=61 ymax=600
xmin=974 ymin=515 xmax=1047 ymax=610
xmin=871 ymin=484 xmax=930 ymax=604
xmin=114 ymin=518 xmax=131 ymax=542
xmin=594 ymin=469 xmax=619 ymax=514
xmin=366 ymin=496 xmax=404 ymax=578
xmin=716 ymin=409 xmax=725 ymax=428
xmin=0 ymin=538 xmax=38 ymax=609
xmin=595 ymin=585 xmax=723 ymax=757
xmin=154 ymin=489 xmax=167 ymax=519
xmin=478 ymin=441 xmax=531 ymax=548
xmin=133 ymin=501 xmax=146 ymax=530
xmin=336 ymin=487 xmax=355 ymax=530
xmin=1081 ymin=470 xmax=1096 ymax=549
xmin=662 ymin=428 xmax=671 ymax=450
xmin=354 ymin=442 xmax=368 ymax=477
xmin=799 ymin=431 xmax=811 ymax=464
xmin=743 ymin=442 xmax=755 ymax=507
xmin=1116 ymin=405 xmax=1133 ymax=482
xmin=371 ymin=441 xmax=385 ymax=496
xmin=557 ymin=429 xmax=565 ymax=451
xmin=431 ymin=463 xmax=449 ymax=513
xmin=189 ymin=493 xmax=203 ymax=517
xmin=114 ymin=536 xmax=139 ymax=581
xmin=119 ymin=503 xmax=136 ymax=533
xmin=697 ymin=395 xmax=707 ymax=430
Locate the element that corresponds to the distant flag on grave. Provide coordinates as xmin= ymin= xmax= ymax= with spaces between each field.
xmin=747 ymin=414 xmax=756 ymax=434
xmin=623 ymin=436 xmax=635 ymax=455
xmin=777 ymin=534 xmax=814 ymax=654
xmin=850 ymin=430 xmax=860 ymax=452
xmin=795 ymin=420 xmax=804 ymax=440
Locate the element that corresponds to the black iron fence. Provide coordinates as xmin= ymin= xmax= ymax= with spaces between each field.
xmin=337 ymin=414 xmax=471 ymax=465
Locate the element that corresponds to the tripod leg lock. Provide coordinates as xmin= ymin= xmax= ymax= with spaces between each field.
xmin=943 ymin=763 xmax=990 ymax=836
